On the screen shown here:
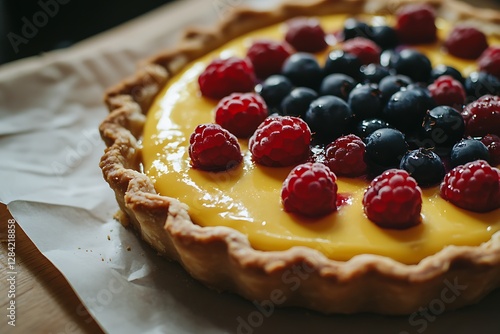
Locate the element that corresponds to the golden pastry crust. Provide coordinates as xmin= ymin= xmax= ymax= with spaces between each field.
xmin=99 ymin=0 xmax=500 ymax=314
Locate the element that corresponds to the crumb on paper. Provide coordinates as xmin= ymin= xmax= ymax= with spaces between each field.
xmin=101 ymin=258 xmax=104 ymax=261
xmin=107 ymin=235 xmax=110 ymax=241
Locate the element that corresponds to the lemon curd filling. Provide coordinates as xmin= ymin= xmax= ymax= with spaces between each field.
xmin=142 ymin=14 xmax=500 ymax=264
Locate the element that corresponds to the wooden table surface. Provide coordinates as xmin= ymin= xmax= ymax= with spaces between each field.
xmin=0 ymin=204 xmax=104 ymax=333
xmin=1 ymin=1 xmax=499 ymax=333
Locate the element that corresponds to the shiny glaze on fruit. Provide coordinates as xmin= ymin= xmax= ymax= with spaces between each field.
xmin=142 ymin=14 xmax=500 ymax=264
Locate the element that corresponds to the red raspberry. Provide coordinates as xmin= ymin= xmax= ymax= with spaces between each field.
xmin=396 ymin=4 xmax=437 ymax=44
xmin=285 ymin=17 xmax=328 ymax=53
xmin=198 ymin=57 xmax=256 ymax=99
xmin=428 ymin=75 xmax=466 ymax=109
xmin=444 ymin=25 xmax=488 ymax=60
xmin=246 ymin=40 xmax=293 ymax=79
xmin=189 ymin=124 xmax=242 ymax=171
xmin=481 ymin=134 xmax=500 ymax=166
xmin=362 ymin=169 xmax=422 ymax=229
xmin=440 ymin=160 xmax=500 ymax=212
xmin=462 ymin=95 xmax=500 ymax=137
xmin=325 ymin=134 xmax=367 ymax=177
xmin=215 ymin=93 xmax=268 ymax=138
xmin=478 ymin=46 xmax=500 ymax=79
xmin=341 ymin=37 xmax=381 ymax=65
xmin=281 ymin=162 xmax=338 ymax=217
xmin=249 ymin=116 xmax=311 ymax=167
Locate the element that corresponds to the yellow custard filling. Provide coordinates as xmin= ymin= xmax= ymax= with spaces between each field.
xmin=143 ymin=14 xmax=500 ymax=264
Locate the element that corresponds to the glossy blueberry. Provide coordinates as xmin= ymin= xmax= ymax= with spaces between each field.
xmin=320 ymin=74 xmax=357 ymax=100
xmin=342 ymin=18 xmax=373 ymax=40
xmin=383 ymin=89 xmax=429 ymax=133
xmin=305 ymin=95 xmax=354 ymax=143
xmin=399 ymin=148 xmax=445 ymax=187
xmin=348 ymin=84 xmax=383 ymax=120
xmin=450 ymin=139 xmax=490 ymax=168
xmin=388 ymin=49 xmax=432 ymax=83
xmin=365 ymin=128 xmax=409 ymax=173
xmin=355 ymin=118 xmax=391 ymax=139
xmin=380 ymin=49 xmax=398 ymax=67
xmin=360 ymin=64 xmax=392 ymax=84
xmin=324 ymin=50 xmax=362 ymax=81
xmin=464 ymin=72 xmax=500 ymax=101
xmin=280 ymin=87 xmax=318 ymax=118
xmin=379 ymin=74 xmax=412 ymax=102
xmin=282 ymin=52 xmax=323 ymax=90
xmin=370 ymin=25 xmax=399 ymax=49
xmin=407 ymin=84 xmax=436 ymax=111
xmin=430 ymin=65 xmax=464 ymax=84
xmin=419 ymin=106 xmax=465 ymax=152
xmin=257 ymin=75 xmax=293 ymax=112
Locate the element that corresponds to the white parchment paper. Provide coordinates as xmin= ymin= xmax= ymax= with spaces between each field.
xmin=1 ymin=0 xmax=500 ymax=333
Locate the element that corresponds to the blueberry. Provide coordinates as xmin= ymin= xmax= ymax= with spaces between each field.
xmin=407 ymin=84 xmax=436 ymax=111
xmin=380 ymin=49 xmax=398 ymax=67
xmin=324 ymin=50 xmax=362 ymax=80
xmin=464 ymin=72 xmax=500 ymax=102
xmin=389 ymin=49 xmax=432 ymax=83
xmin=320 ymin=74 xmax=357 ymax=100
xmin=257 ymin=75 xmax=293 ymax=113
xmin=430 ymin=65 xmax=464 ymax=84
xmin=365 ymin=128 xmax=408 ymax=173
xmin=305 ymin=95 xmax=354 ymax=143
xmin=355 ymin=118 xmax=391 ymax=139
xmin=379 ymin=74 xmax=412 ymax=102
xmin=280 ymin=87 xmax=318 ymax=118
xmin=450 ymin=139 xmax=490 ymax=168
xmin=382 ymin=89 xmax=429 ymax=133
xmin=370 ymin=25 xmax=399 ymax=49
xmin=282 ymin=52 xmax=323 ymax=90
xmin=343 ymin=18 xmax=373 ymax=40
xmin=360 ymin=64 xmax=392 ymax=84
xmin=400 ymin=148 xmax=445 ymax=187
xmin=348 ymin=84 xmax=383 ymax=120
xmin=419 ymin=106 xmax=465 ymax=154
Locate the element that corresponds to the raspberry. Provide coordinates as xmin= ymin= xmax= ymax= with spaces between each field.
xmin=478 ymin=46 xmax=500 ymax=79
xmin=198 ymin=57 xmax=256 ymax=99
xmin=428 ymin=75 xmax=466 ymax=109
xmin=215 ymin=93 xmax=268 ymax=138
xmin=249 ymin=116 xmax=311 ymax=167
xmin=325 ymin=134 xmax=367 ymax=177
xmin=246 ymin=40 xmax=293 ymax=79
xmin=462 ymin=95 xmax=500 ymax=137
xmin=189 ymin=124 xmax=242 ymax=171
xmin=481 ymin=134 xmax=500 ymax=166
xmin=281 ymin=162 xmax=338 ymax=217
xmin=341 ymin=37 xmax=381 ymax=65
xmin=362 ymin=169 xmax=422 ymax=229
xmin=285 ymin=17 xmax=328 ymax=53
xmin=444 ymin=25 xmax=488 ymax=60
xmin=396 ymin=4 xmax=437 ymax=44
xmin=440 ymin=160 xmax=500 ymax=212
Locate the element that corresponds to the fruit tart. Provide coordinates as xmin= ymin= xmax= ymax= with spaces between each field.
xmin=99 ymin=0 xmax=500 ymax=314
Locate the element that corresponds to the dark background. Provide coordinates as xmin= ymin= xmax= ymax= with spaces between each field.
xmin=0 ymin=0 xmax=175 ymax=65
xmin=1 ymin=0 xmax=499 ymax=66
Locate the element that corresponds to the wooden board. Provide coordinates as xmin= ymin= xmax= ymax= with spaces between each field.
xmin=0 ymin=203 xmax=103 ymax=333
